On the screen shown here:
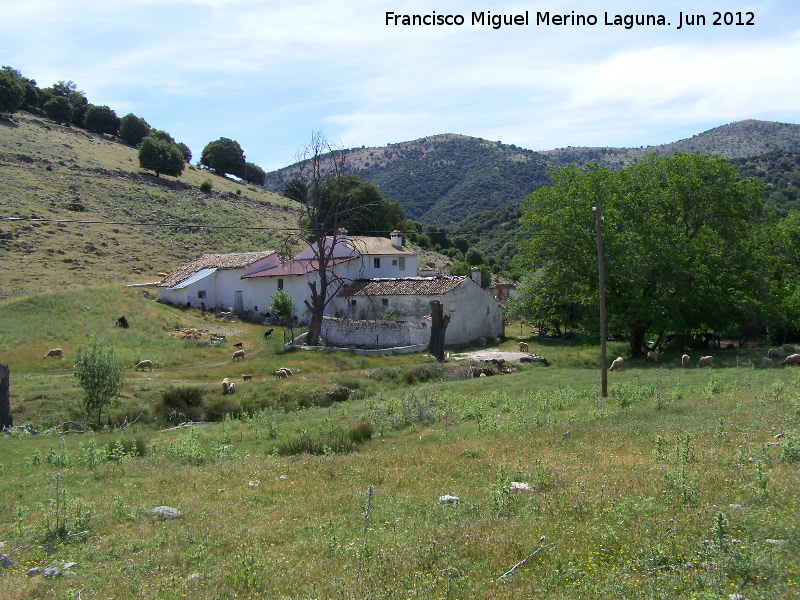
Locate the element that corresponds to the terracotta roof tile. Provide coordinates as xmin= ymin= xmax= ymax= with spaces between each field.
xmin=340 ymin=277 xmax=466 ymax=297
xmin=159 ymin=251 xmax=275 ymax=287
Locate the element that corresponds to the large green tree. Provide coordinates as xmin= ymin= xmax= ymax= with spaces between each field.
xmin=45 ymin=80 xmax=88 ymax=127
xmin=138 ymin=129 xmax=185 ymax=177
xmin=83 ymin=104 xmax=120 ymax=135
xmin=119 ymin=113 xmax=150 ymax=146
xmin=43 ymin=95 xmax=73 ymax=124
xmin=0 ymin=70 xmax=25 ymax=114
xmin=243 ymin=161 xmax=266 ymax=186
xmin=513 ymin=153 xmax=768 ymax=356
xmin=295 ymin=174 xmax=405 ymax=236
xmin=199 ymin=137 xmax=246 ymax=178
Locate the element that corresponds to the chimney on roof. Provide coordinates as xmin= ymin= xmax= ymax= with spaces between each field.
xmin=336 ymin=228 xmax=348 ymax=244
xmin=441 ymin=262 xmax=450 ymax=277
xmin=390 ymin=230 xmax=403 ymax=249
xmin=471 ymin=266 xmax=481 ymax=287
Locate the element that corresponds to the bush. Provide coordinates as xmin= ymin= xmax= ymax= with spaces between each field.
xmin=200 ymin=179 xmax=213 ymax=193
xmin=157 ymin=385 xmax=205 ymax=423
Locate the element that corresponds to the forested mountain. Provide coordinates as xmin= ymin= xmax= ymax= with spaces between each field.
xmin=730 ymin=149 xmax=800 ymax=215
xmin=266 ymin=134 xmax=551 ymax=226
xmin=265 ymin=120 xmax=800 ymax=227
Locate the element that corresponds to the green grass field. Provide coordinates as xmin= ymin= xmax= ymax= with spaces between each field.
xmin=1 ymin=287 xmax=799 ymax=599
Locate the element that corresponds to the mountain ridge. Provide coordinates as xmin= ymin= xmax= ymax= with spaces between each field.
xmin=264 ymin=119 xmax=800 ymax=226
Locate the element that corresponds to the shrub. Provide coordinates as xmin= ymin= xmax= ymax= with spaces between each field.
xmin=157 ymin=385 xmax=205 ymax=423
xmin=200 ymin=179 xmax=213 ymax=193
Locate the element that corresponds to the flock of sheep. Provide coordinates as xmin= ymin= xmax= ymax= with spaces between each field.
xmin=42 ymin=324 xmax=295 ymax=399
xmin=606 ymin=343 xmax=800 ymax=372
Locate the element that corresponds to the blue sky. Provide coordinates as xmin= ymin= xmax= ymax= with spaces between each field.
xmin=4 ymin=1 xmax=800 ymax=170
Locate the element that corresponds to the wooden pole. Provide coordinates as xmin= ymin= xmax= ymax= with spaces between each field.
xmin=594 ymin=206 xmax=608 ymax=398
xmin=0 ymin=363 xmax=11 ymax=429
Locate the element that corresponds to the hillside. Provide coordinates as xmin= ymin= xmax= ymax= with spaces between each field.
xmin=265 ymin=133 xmax=551 ymax=226
xmin=0 ymin=112 xmax=299 ymax=300
xmin=265 ymin=120 xmax=800 ymax=227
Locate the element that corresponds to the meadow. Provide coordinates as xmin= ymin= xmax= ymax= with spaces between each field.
xmin=0 ymin=286 xmax=799 ymax=599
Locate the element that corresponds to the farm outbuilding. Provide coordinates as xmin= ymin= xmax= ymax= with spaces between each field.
xmin=332 ymin=276 xmax=504 ymax=346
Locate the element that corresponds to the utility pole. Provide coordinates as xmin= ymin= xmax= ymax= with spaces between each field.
xmin=594 ymin=205 xmax=608 ymax=398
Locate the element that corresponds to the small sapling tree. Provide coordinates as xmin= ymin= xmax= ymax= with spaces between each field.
xmin=73 ymin=341 xmax=124 ymax=426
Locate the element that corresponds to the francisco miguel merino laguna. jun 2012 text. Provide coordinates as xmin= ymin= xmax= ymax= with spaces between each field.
xmin=385 ymin=10 xmax=756 ymax=30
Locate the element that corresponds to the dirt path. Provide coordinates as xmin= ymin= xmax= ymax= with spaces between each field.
xmin=450 ymin=349 xmax=531 ymax=363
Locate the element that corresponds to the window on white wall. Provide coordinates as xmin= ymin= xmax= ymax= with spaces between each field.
xmin=382 ymin=298 xmax=389 ymax=306
xmin=278 ymin=279 xmax=284 ymax=290
xmin=398 ymin=257 xmax=405 ymax=271
xmin=351 ymin=299 xmax=357 ymax=306
xmin=198 ymin=290 xmax=207 ymax=299
xmin=373 ymin=257 xmax=381 ymax=269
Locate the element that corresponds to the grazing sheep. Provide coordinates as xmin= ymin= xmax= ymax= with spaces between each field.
xmin=228 ymin=382 xmax=235 ymax=394
xmin=646 ymin=351 xmax=659 ymax=362
xmin=135 ymin=360 xmax=153 ymax=371
xmin=681 ymin=354 xmax=691 ymax=369
xmin=275 ymin=368 xmax=289 ymax=379
xmin=233 ymin=342 xmax=243 ymax=348
xmin=264 ymin=328 xmax=273 ymax=340
xmin=782 ymin=353 xmax=800 ymax=366
xmin=768 ymin=348 xmax=779 ymax=360
xmin=43 ymin=348 xmax=63 ymax=359
xmin=232 ymin=350 xmax=245 ymax=361
xmin=783 ymin=344 xmax=796 ymax=354
xmin=697 ymin=356 xmax=714 ymax=368
xmin=479 ymin=337 xmax=487 ymax=347
xmin=278 ymin=367 xmax=293 ymax=377
xmin=241 ymin=374 xmax=252 ymax=381
xmin=116 ymin=316 xmax=129 ymax=328
xmin=222 ymin=378 xmax=231 ymax=394
xmin=479 ymin=373 xmax=487 ymax=377
xmin=608 ymin=357 xmax=624 ymax=371
xmin=495 ymin=336 xmax=502 ymax=345
xmin=518 ymin=341 xmax=529 ymax=352
xmin=762 ymin=357 xmax=775 ymax=367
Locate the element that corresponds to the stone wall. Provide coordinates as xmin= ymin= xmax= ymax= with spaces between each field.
xmin=321 ymin=316 xmax=429 ymax=350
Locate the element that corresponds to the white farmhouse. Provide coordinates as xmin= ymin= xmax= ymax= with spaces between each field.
xmin=156 ymin=250 xmax=278 ymax=312
xmin=241 ymin=230 xmax=417 ymax=321
xmin=156 ymin=229 xmax=504 ymax=348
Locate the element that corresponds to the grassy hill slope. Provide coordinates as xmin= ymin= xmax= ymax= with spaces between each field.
xmin=0 ymin=112 xmax=299 ymax=301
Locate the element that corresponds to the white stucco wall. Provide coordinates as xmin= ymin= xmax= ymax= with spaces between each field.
xmin=332 ymin=279 xmax=504 ymax=346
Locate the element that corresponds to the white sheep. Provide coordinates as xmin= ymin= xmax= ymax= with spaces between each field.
xmin=222 ymin=377 xmax=231 ymax=394
xmin=135 ymin=360 xmax=153 ymax=371
xmin=241 ymin=374 xmax=252 ymax=381
xmin=762 ymin=357 xmax=775 ymax=367
xmin=768 ymin=348 xmax=779 ymax=360
xmin=646 ymin=351 xmax=659 ymax=362
xmin=275 ymin=368 xmax=289 ymax=379
xmin=681 ymin=354 xmax=691 ymax=369
xmin=782 ymin=353 xmax=800 ymax=366
xmin=697 ymin=356 xmax=714 ymax=368
xmin=232 ymin=350 xmax=245 ymax=362
xmin=43 ymin=348 xmax=63 ymax=359
xmin=518 ymin=341 xmax=529 ymax=352
xmin=608 ymin=357 xmax=624 ymax=371
xmin=278 ymin=367 xmax=293 ymax=377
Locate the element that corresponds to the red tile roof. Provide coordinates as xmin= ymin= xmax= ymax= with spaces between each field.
xmin=340 ymin=277 xmax=466 ymax=297
xmin=243 ymin=256 xmax=357 ymax=277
